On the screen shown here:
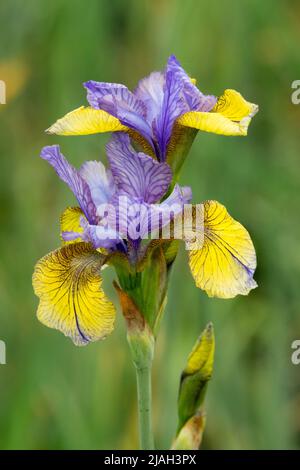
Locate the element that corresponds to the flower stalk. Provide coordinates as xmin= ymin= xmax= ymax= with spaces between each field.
xmin=114 ymin=280 xmax=156 ymax=449
xmin=131 ymin=340 xmax=154 ymax=450
xmin=126 ymin=316 xmax=155 ymax=450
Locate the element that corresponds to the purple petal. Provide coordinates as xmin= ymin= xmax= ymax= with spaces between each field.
xmin=134 ymin=71 xmax=165 ymax=124
xmin=79 ymin=161 xmax=116 ymax=207
xmin=155 ymin=65 xmax=186 ymax=160
xmin=87 ymin=224 xmax=125 ymax=250
xmin=85 ymin=81 xmax=146 ymax=115
xmin=40 ymin=146 xmax=98 ymax=224
xmin=61 ymin=231 xmax=83 ymax=242
xmin=84 ymin=80 xmax=154 ymax=146
xmin=165 ymin=184 xmax=192 ymax=205
xmin=107 ymin=184 xmax=192 ymax=241
xmin=167 ymin=55 xmax=217 ymax=112
xmin=150 ymin=183 xmax=192 ymax=233
xmin=106 ymin=134 xmax=172 ymax=204
xmin=115 ymin=195 xmax=150 ymax=241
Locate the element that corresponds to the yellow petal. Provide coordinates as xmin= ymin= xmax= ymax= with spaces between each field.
xmin=177 ymin=89 xmax=258 ymax=136
xmin=60 ymin=207 xmax=108 ymax=255
xmin=213 ymin=89 xmax=258 ymax=121
xmin=188 ymin=201 xmax=257 ymax=298
xmin=60 ymin=206 xmax=84 ymax=245
xmin=46 ymin=106 xmax=128 ymax=136
xmin=32 ymin=242 xmax=115 ymax=345
xmin=178 ymin=111 xmax=250 ymax=136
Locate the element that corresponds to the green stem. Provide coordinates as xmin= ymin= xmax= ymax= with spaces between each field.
xmin=135 ymin=364 xmax=154 ymax=450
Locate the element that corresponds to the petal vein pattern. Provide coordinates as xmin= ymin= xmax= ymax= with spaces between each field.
xmin=33 ymin=242 xmax=116 ymax=345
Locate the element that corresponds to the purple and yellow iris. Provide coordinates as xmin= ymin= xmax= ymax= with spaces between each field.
xmin=47 ymin=55 xmax=258 ymax=164
xmin=33 ymin=56 xmax=258 ymax=346
xmin=40 ymin=133 xmax=191 ymax=252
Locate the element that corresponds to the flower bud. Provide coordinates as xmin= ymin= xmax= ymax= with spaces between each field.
xmin=177 ymin=323 xmax=215 ymax=434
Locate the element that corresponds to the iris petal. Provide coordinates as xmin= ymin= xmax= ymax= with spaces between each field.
xmin=40 ymin=145 xmax=98 ymax=224
xmin=213 ymin=89 xmax=258 ymax=121
xmin=134 ymin=71 xmax=165 ymax=124
xmin=60 ymin=207 xmax=85 ymax=245
xmin=60 ymin=206 xmax=122 ymax=251
xmin=177 ymin=89 xmax=258 ymax=136
xmin=46 ymin=106 xmax=127 ymax=135
xmin=177 ymin=111 xmax=252 ymax=136
xmin=84 ymin=81 xmax=154 ymax=146
xmin=155 ymin=63 xmax=185 ymax=160
xmin=167 ymin=55 xmax=216 ymax=112
xmin=32 ymin=242 xmax=116 ymax=346
xmin=188 ymin=201 xmax=257 ymax=298
xmin=106 ymin=134 xmax=172 ymax=204
xmin=79 ymin=160 xmax=116 ymax=207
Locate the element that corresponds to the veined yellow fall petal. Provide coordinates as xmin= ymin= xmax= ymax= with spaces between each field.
xmin=213 ymin=89 xmax=258 ymax=121
xmin=33 ymin=242 xmax=115 ymax=346
xmin=178 ymin=89 xmax=258 ymax=136
xmin=177 ymin=111 xmax=251 ymax=136
xmin=60 ymin=206 xmax=84 ymax=245
xmin=46 ymin=106 xmax=128 ymax=136
xmin=188 ymin=201 xmax=257 ymax=299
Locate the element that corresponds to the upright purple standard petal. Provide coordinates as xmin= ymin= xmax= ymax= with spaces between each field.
xmin=40 ymin=145 xmax=98 ymax=224
xmin=167 ymin=55 xmax=217 ymax=112
xmin=134 ymin=71 xmax=165 ymax=125
xmin=106 ymin=134 xmax=172 ymax=204
xmin=79 ymin=160 xmax=116 ymax=207
xmin=154 ymin=56 xmax=218 ymax=160
xmin=155 ymin=65 xmax=185 ymax=161
xmin=84 ymin=81 xmax=154 ymax=147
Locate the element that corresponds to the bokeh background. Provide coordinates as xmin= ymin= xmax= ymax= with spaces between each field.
xmin=0 ymin=0 xmax=300 ymax=450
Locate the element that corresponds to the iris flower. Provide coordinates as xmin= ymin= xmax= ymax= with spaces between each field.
xmin=33 ymin=132 xmax=257 ymax=346
xmin=33 ymin=56 xmax=258 ymax=450
xmin=46 ymin=55 xmax=258 ymax=167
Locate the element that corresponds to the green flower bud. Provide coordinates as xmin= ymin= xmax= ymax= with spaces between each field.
xmin=177 ymin=323 xmax=215 ymax=434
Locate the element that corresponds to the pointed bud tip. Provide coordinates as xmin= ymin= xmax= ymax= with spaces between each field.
xmin=185 ymin=322 xmax=215 ymax=376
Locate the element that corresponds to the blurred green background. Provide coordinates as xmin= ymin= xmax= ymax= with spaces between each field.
xmin=0 ymin=0 xmax=300 ymax=450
